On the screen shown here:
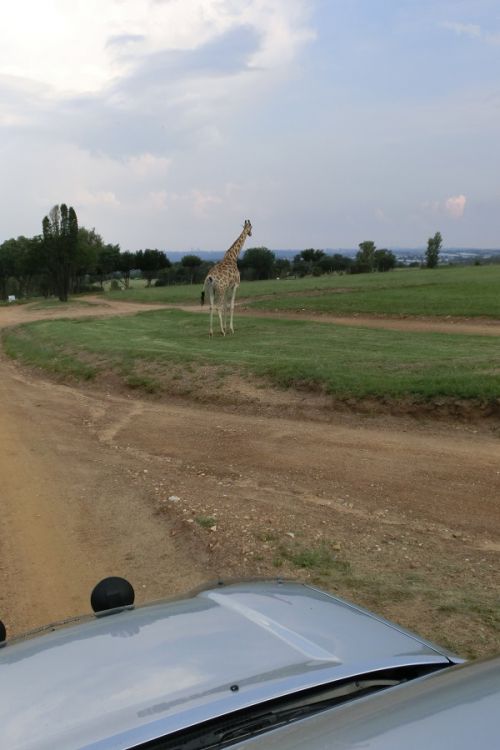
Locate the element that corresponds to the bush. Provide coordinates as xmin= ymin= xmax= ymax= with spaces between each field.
xmin=350 ymin=260 xmax=372 ymax=274
xmin=78 ymin=284 xmax=103 ymax=293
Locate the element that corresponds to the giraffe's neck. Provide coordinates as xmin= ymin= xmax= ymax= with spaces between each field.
xmin=223 ymin=227 xmax=249 ymax=265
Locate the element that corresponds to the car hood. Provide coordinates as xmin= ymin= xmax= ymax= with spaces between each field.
xmin=234 ymin=656 xmax=500 ymax=750
xmin=0 ymin=581 xmax=457 ymax=750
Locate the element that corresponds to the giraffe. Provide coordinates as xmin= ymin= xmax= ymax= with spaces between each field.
xmin=201 ymin=219 xmax=252 ymax=336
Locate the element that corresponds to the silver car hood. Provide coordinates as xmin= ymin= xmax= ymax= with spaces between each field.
xmin=0 ymin=581 xmax=456 ymax=750
xmin=235 ymin=656 xmax=500 ymax=750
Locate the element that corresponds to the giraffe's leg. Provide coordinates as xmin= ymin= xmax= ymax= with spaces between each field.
xmin=208 ymin=285 xmax=215 ymax=337
xmin=223 ymin=293 xmax=229 ymax=332
xmin=216 ymin=290 xmax=226 ymax=336
xmin=217 ymin=306 xmax=225 ymax=336
xmin=229 ymin=285 xmax=238 ymax=334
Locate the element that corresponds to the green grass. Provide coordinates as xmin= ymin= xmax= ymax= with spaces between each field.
xmin=245 ymin=265 xmax=500 ymax=318
xmin=274 ymin=543 xmax=352 ymax=575
xmin=195 ymin=515 xmax=217 ymax=529
xmin=260 ymin=534 xmax=498 ymax=657
xmin=125 ymin=374 xmax=160 ymax=393
xmin=104 ymin=283 xmax=201 ymax=304
xmin=103 ymin=266 xmax=500 ymax=318
xmin=3 ymin=308 xmax=500 ymax=401
xmin=28 ymin=298 xmax=100 ymax=311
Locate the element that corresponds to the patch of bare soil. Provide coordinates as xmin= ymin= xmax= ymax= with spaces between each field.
xmin=0 ymin=298 xmax=499 ymax=659
xmin=26 ymin=346 xmax=500 ymax=425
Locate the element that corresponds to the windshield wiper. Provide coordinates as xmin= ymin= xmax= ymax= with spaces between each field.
xmin=215 ymin=678 xmax=399 ymax=747
xmin=150 ymin=666 xmax=445 ymax=750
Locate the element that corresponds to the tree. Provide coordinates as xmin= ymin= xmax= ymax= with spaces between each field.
xmin=241 ymin=247 xmax=276 ymax=280
xmin=274 ymin=258 xmax=291 ymax=278
xmin=425 ymin=232 xmax=442 ymax=269
xmin=41 ymin=204 xmax=79 ymax=301
xmin=0 ymin=235 xmax=47 ymax=298
xmin=14 ymin=235 xmax=43 ymax=297
xmin=292 ymin=248 xmax=326 ymax=276
xmin=300 ymin=248 xmax=325 ymax=264
xmin=373 ymin=249 xmax=396 ymax=272
xmin=317 ymin=253 xmax=352 ymax=275
xmin=181 ymin=254 xmax=203 ymax=284
xmin=355 ymin=241 xmax=376 ymax=272
xmin=0 ymin=239 xmax=17 ymax=299
xmin=330 ymin=253 xmax=352 ymax=273
xmin=136 ymin=249 xmax=170 ymax=286
xmin=94 ymin=243 xmax=120 ymax=287
xmin=117 ymin=251 xmax=137 ymax=288
xmin=292 ymin=255 xmax=309 ymax=277
xmin=74 ymin=228 xmax=103 ymax=291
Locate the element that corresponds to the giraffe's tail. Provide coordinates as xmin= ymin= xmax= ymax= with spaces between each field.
xmin=201 ymin=275 xmax=214 ymax=306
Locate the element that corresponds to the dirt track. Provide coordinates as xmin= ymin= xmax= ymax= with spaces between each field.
xmin=0 ymin=298 xmax=499 ymax=656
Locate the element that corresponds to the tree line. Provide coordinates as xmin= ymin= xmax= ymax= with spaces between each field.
xmin=0 ymin=203 xmax=446 ymax=301
xmin=0 ymin=204 xmax=173 ymax=301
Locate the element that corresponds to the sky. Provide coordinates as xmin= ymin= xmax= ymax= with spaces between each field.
xmin=1 ymin=0 xmax=499 ymax=252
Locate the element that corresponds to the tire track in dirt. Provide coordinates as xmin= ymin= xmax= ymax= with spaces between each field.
xmin=0 ymin=348 xmax=206 ymax=637
xmin=0 ymin=298 xmax=499 ymax=654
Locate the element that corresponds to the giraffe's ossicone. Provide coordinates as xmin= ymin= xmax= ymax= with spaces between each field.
xmin=201 ymin=220 xmax=252 ymax=337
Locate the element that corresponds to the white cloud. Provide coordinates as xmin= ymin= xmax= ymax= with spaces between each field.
xmin=420 ymin=200 xmax=441 ymax=216
xmin=445 ymin=194 xmax=467 ymax=218
xmin=149 ymin=190 xmax=168 ymax=210
xmin=127 ymin=153 xmax=171 ymax=180
xmin=441 ymin=21 xmax=482 ymax=38
xmin=485 ymin=32 xmax=500 ymax=45
xmin=75 ymin=190 xmax=121 ymax=208
xmin=441 ymin=20 xmax=500 ymax=46
xmin=0 ymin=1 xmax=316 ymax=247
xmin=421 ymin=195 xmax=467 ymax=220
xmin=192 ymin=189 xmax=224 ymax=218
xmin=162 ymin=188 xmax=225 ymax=219
xmin=242 ymin=1 xmax=316 ymax=69
xmin=0 ymin=1 xmax=315 ymax=172
xmin=0 ymin=0 xmax=313 ymax=95
xmin=0 ymin=141 xmax=172 ymax=238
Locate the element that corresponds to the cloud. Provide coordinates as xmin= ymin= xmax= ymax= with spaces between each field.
xmin=75 ymin=190 xmax=121 ymax=208
xmin=445 ymin=194 xmax=467 ymax=218
xmin=0 ymin=0 xmax=313 ymax=95
xmin=420 ymin=200 xmax=440 ymax=217
xmin=192 ymin=189 xmax=224 ymax=218
xmin=441 ymin=21 xmax=482 ymax=38
xmin=421 ymin=195 xmax=467 ymax=220
xmin=485 ymin=33 xmax=500 ymax=45
xmin=127 ymin=154 xmax=171 ymax=180
xmin=441 ymin=20 xmax=500 ymax=45
xmin=149 ymin=191 xmax=168 ymax=210
xmin=0 ymin=1 xmax=314 ymax=164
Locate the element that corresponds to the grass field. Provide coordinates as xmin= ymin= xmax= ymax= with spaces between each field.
xmin=4 ymin=308 xmax=500 ymax=402
xmin=103 ymin=265 xmax=500 ymax=318
xmin=28 ymin=299 xmax=99 ymax=310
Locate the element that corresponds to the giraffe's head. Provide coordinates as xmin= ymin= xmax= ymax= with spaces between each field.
xmin=244 ymin=219 xmax=252 ymax=237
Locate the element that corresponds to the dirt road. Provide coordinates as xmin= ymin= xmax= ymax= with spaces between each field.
xmin=0 ymin=299 xmax=499 ymax=656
